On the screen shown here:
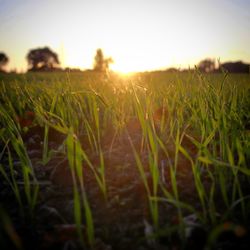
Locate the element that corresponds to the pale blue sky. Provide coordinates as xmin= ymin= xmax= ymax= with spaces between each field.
xmin=0 ymin=0 xmax=249 ymax=72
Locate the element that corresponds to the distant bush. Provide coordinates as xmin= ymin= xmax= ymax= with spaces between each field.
xmin=0 ymin=52 xmax=9 ymax=72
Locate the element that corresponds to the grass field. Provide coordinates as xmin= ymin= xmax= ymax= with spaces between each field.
xmin=0 ymin=71 xmax=250 ymax=250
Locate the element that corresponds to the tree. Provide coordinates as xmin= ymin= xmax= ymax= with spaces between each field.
xmin=93 ymin=48 xmax=113 ymax=72
xmin=198 ymin=58 xmax=216 ymax=73
xmin=27 ymin=47 xmax=60 ymax=71
xmin=0 ymin=52 xmax=9 ymax=71
xmin=220 ymin=61 xmax=250 ymax=73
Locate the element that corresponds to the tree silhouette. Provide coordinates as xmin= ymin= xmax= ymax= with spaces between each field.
xmin=220 ymin=61 xmax=250 ymax=73
xmin=0 ymin=52 xmax=9 ymax=71
xmin=27 ymin=47 xmax=60 ymax=71
xmin=198 ymin=58 xmax=215 ymax=73
xmin=93 ymin=48 xmax=113 ymax=72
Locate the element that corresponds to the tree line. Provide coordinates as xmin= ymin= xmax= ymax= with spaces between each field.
xmin=196 ymin=59 xmax=249 ymax=74
xmin=0 ymin=47 xmax=249 ymax=73
xmin=0 ymin=47 xmax=113 ymax=73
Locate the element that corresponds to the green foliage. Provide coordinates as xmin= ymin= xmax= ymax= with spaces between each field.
xmin=0 ymin=71 xmax=249 ymax=248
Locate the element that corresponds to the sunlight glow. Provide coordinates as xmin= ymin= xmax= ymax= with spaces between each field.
xmin=0 ymin=0 xmax=249 ymax=72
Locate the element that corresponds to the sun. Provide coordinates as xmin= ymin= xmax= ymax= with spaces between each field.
xmin=110 ymin=55 xmax=161 ymax=74
xmin=111 ymin=62 xmax=135 ymax=74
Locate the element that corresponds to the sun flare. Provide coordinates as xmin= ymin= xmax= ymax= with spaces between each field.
xmin=111 ymin=61 xmax=140 ymax=74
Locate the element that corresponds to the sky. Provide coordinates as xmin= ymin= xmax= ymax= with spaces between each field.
xmin=0 ymin=0 xmax=249 ymax=72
